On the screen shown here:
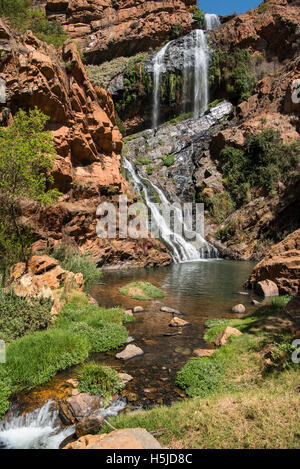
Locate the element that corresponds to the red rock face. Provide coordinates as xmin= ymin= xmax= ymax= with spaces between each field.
xmin=45 ymin=0 xmax=195 ymax=63
xmin=0 ymin=20 xmax=172 ymax=268
xmin=247 ymin=229 xmax=300 ymax=296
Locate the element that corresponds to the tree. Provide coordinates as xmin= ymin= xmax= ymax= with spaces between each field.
xmin=0 ymin=108 xmax=61 ymax=283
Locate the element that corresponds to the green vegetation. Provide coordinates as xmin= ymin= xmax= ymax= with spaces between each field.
xmin=0 ymin=328 xmax=90 ymax=414
xmin=0 ymin=297 xmax=130 ymax=416
xmin=0 ymin=2 xmax=67 ymax=48
xmin=164 ymin=112 xmax=193 ymax=126
xmin=0 ymin=109 xmax=60 ymax=283
xmin=201 ymin=191 xmax=236 ymax=224
xmin=0 ymin=292 xmax=52 ymax=343
xmin=77 ymin=362 xmax=123 ymax=404
xmin=135 ymin=156 xmax=151 ymax=166
xmin=176 ymin=357 xmax=222 ymax=397
xmin=170 ymin=24 xmax=184 ymax=39
xmin=119 ymin=281 xmax=165 ymax=300
xmin=101 ymin=302 xmax=300 ymax=448
xmin=216 ymin=218 xmax=240 ymax=242
xmin=192 ymin=7 xmax=205 ymax=29
xmin=220 ymin=130 xmax=300 ymax=207
xmin=257 ymin=2 xmax=271 ymax=14
xmin=51 ymin=245 xmax=102 ymax=293
xmin=210 ymin=48 xmax=256 ymax=104
xmin=160 ymin=154 xmax=175 ymax=167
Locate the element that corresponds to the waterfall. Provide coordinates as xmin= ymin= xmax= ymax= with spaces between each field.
xmin=0 ymin=401 xmax=73 ymax=449
xmin=204 ymin=14 xmax=221 ymax=30
xmin=182 ymin=30 xmax=210 ymax=118
xmin=0 ymin=398 xmax=126 ymax=449
xmin=152 ymin=41 xmax=172 ymax=129
xmin=193 ymin=30 xmax=209 ymax=118
xmin=123 ymin=157 xmax=217 ymax=263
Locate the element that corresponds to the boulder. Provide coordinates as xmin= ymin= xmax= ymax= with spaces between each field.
xmin=247 ymin=229 xmax=300 ymax=296
xmin=118 ymin=373 xmax=134 ymax=385
xmin=169 ymin=317 xmax=189 ymax=327
xmin=251 ymin=299 xmax=261 ymax=306
xmin=116 ymin=344 xmax=144 ymax=361
xmin=75 ymin=413 xmax=105 ymax=438
xmin=64 ymin=428 xmax=162 ymax=450
xmin=160 ymin=306 xmax=182 ymax=315
xmin=255 ymin=280 xmax=279 ymax=298
xmin=133 ymin=306 xmax=144 ymax=313
xmin=59 ymin=393 xmax=103 ymax=425
xmin=215 ymin=326 xmax=243 ymax=346
xmin=232 ymin=304 xmax=246 ymax=314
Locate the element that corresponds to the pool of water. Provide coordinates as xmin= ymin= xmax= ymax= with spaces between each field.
xmin=89 ymin=260 xmax=259 ymax=407
xmin=1 ymin=259 xmax=262 ymax=448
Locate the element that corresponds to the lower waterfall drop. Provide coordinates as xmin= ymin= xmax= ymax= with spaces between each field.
xmin=123 ymin=157 xmax=218 ymax=263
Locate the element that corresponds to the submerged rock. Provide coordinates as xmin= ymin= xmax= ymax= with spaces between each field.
xmin=169 ymin=317 xmax=189 ymax=327
xmin=117 ymin=373 xmax=134 ymax=385
xmin=116 ymin=344 xmax=144 ymax=360
xmin=160 ymin=306 xmax=183 ymax=315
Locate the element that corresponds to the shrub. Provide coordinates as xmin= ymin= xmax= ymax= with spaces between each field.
xmin=203 ymin=191 xmax=236 ymax=224
xmin=192 ymin=8 xmax=205 ymax=28
xmin=52 ymin=246 xmax=102 ymax=292
xmin=0 ymin=370 xmax=12 ymax=417
xmin=215 ymin=218 xmax=239 ymax=242
xmin=119 ymin=281 xmax=165 ymax=300
xmin=0 ymin=292 xmax=52 ymax=343
xmin=161 ymin=154 xmax=175 ymax=167
xmin=209 ymin=48 xmax=256 ymax=104
xmin=176 ymin=357 xmax=223 ymax=397
xmin=2 ymin=328 xmax=90 ymax=392
xmin=220 ymin=131 xmax=300 ymax=207
xmin=270 ymin=296 xmax=292 ymax=314
xmin=77 ymin=362 xmax=123 ymax=403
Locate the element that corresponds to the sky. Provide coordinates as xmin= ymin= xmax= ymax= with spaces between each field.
xmin=197 ymin=0 xmax=262 ymax=15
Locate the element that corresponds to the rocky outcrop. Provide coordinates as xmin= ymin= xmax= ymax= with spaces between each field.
xmin=45 ymin=0 xmax=195 ymax=64
xmin=10 ymin=255 xmax=84 ymax=314
xmin=0 ymin=21 xmax=172 ymax=269
xmin=247 ymin=229 xmax=300 ymax=296
xmin=63 ymin=427 xmax=162 ymax=449
xmin=59 ymin=393 xmax=103 ymax=425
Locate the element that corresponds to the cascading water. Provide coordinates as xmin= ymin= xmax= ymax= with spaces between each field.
xmin=0 ymin=398 xmax=126 ymax=449
xmin=204 ymin=14 xmax=221 ymax=30
xmin=0 ymin=401 xmax=73 ymax=449
xmin=123 ymin=157 xmax=217 ymax=263
xmin=193 ymin=30 xmax=209 ymax=118
xmin=152 ymin=41 xmax=172 ymax=129
xmin=182 ymin=30 xmax=210 ymax=118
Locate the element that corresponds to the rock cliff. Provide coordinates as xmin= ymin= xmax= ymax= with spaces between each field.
xmin=45 ymin=0 xmax=196 ymax=64
xmin=0 ymin=20 xmax=171 ymax=268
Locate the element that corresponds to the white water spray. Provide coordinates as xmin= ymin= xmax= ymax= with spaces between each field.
xmin=204 ymin=14 xmax=221 ymax=30
xmin=0 ymin=398 xmax=126 ymax=449
xmin=123 ymin=157 xmax=217 ymax=262
xmin=193 ymin=30 xmax=209 ymax=118
xmin=152 ymin=41 xmax=172 ymax=129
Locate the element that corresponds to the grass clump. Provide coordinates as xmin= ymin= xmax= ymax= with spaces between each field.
xmin=176 ymin=357 xmax=223 ymax=397
xmin=0 ymin=292 xmax=52 ymax=343
xmin=1 ymin=328 xmax=90 ymax=392
xmin=119 ymin=281 xmax=165 ymax=300
xmin=52 ymin=245 xmax=102 ymax=293
xmin=77 ymin=362 xmax=123 ymax=404
xmin=68 ymin=321 xmax=128 ymax=353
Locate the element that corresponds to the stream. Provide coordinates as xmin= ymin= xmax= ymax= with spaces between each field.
xmin=0 ymin=259 xmax=261 ymax=449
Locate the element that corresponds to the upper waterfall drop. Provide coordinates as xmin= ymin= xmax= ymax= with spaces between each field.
xmin=204 ymin=13 xmax=221 ymax=30
xmin=193 ymin=29 xmax=209 ymax=118
xmin=152 ymin=41 xmax=172 ymax=130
